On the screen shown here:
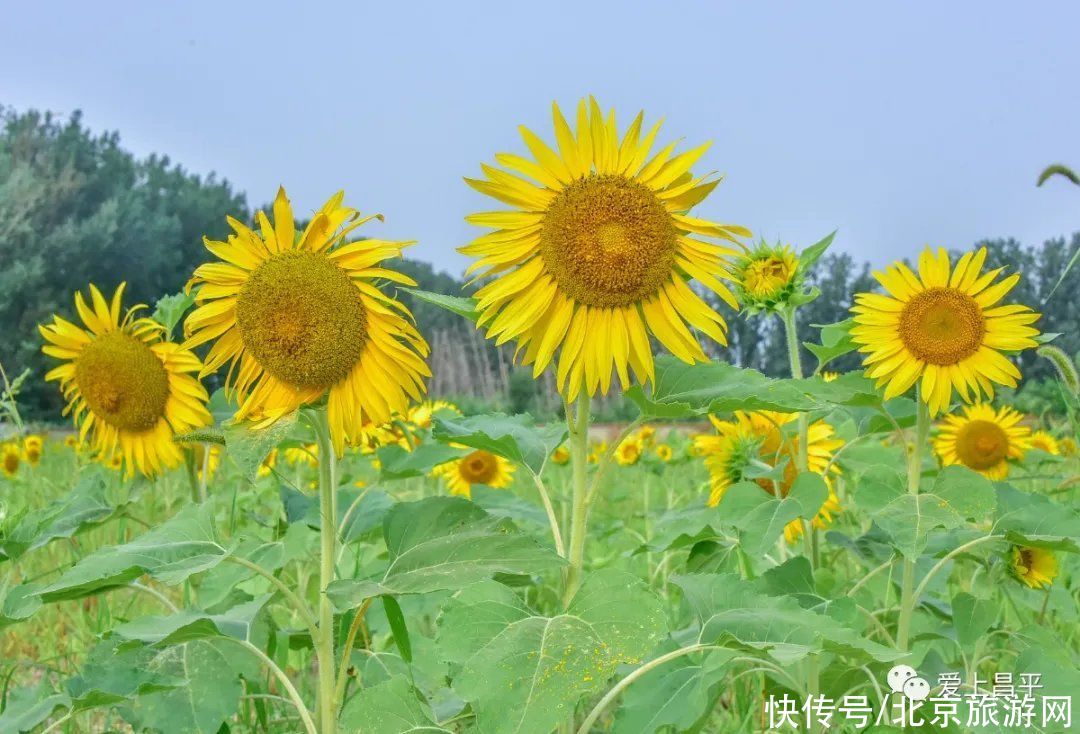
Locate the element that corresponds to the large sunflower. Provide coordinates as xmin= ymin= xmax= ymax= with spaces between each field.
xmin=694 ymin=410 xmax=843 ymax=543
xmin=40 ymin=284 xmax=211 ymax=477
xmin=184 ymin=188 xmax=431 ymax=454
xmin=933 ymin=403 xmax=1030 ymax=479
xmin=851 ymin=247 xmax=1040 ymax=415
xmin=461 ymin=97 xmax=747 ymax=401
xmin=433 ymin=449 xmax=515 ymax=498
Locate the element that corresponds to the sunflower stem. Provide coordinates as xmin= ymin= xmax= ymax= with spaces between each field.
xmin=563 ymin=392 xmax=591 ymax=608
xmin=311 ymin=408 xmax=339 ymax=734
xmin=782 ymin=305 xmax=820 ymax=733
xmin=896 ymin=391 xmax=930 ymax=652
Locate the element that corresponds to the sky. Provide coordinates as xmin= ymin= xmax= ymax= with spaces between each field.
xmin=3 ymin=2 xmax=1079 ymax=277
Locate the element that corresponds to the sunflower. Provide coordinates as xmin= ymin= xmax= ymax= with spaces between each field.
xmin=587 ymin=440 xmax=608 ymax=464
xmin=551 ymin=445 xmax=570 ymax=465
xmin=63 ymin=435 xmax=80 ymax=452
xmin=615 ymin=438 xmax=643 ymax=466
xmin=735 ymin=242 xmax=801 ymax=313
xmin=407 ymin=400 xmax=460 ymax=430
xmin=695 ymin=410 xmax=843 ymax=543
xmin=22 ymin=435 xmax=43 ymax=466
xmin=850 ymin=247 xmax=1040 ymax=415
xmin=933 ymin=403 xmax=1029 ymax=480
xmin=654 ymin=444 xmax=673 ymax=462
xmin=1009 ymin=545 xmax=1058 ymax=589
xmin=1029 ymin=430 xmax=1061 ymax=456
xmin=821 ymin=371 xmax=840 ymax=383
xmin=433 ymin=449 xmax=515 ymax=498
xmin=184 ymin=188 xmax=430 ymax=454
xmin=1061 ymin=437 xmax=1078 ymax=457
xmin=40 ymin=284 xmax=212 ymax=477
xmin=284 ymin=444 xmax=318 ymax=467
xmin=2 ymin=444 xmax=20 ymax=478
xmin=461 ymin=97 xmax=747 ymax=401
xmin=257 ymin=448 xmax=278 ymax=478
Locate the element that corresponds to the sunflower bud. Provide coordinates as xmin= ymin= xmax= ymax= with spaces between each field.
xmin=733 ymin=242 xmax=804 ymax=314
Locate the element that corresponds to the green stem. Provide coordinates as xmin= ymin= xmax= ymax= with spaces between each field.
xmin=896 ymin=391 xmax=930 ymax=652
xmin=311 ymin=409 xmax=339 ymax=734
xmin=563 ymin=392 xmax=591 ymax=608
xmin=782 ymin=306 xmax=818 ymax=732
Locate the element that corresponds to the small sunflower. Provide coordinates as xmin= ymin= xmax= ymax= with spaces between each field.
xmin=2 ymin=444 xmax=20 ymax=478
xmin=615 ymin=438 xmax=643 ymax=466
xmin=63 ymin=435 xmax=80 ymax=451
xmin=1009 ymin=545 xmax=1058 ymax=589
xmin=462 ymin=97 xmax=747 ymax=401
xmin=433 ymin=449 xmax=515 ymax=498
xmin=257 ymin=448 xmax=278 ymax=478
xmin=284 ymin=444 xmax=318 ymax=467
xmin=184 ymin=188 xmax=431 ymax=454
xmin=40 ymin=284 xmax=212 ymax=477
xmin=821 ymin=371 xmax=840 ymax=383
xmin=734 ymin=242 xmax=801 ymax=313
xmin=1029 ymin=430 xmax=1061 ymax=456
xmin=851 ymin=247 xmax=1041 ymax=415
xmin=587 ymin=440 xmax=608 ymax=464
xmin=934 ymin=403 xmax=1029 ymax=479
xmin=695 ymin=410 xmax=843 ymax=543
xmin=635 ymin=425 xmax=656 ymax=446
xmin=655 ymin=444 xmax=673 ymax=462
xmin=551 ymin=445 xmax=570 ymax=465
xmin=1061 ymin=437 xmax=1078 ymax=457
xmin=22 ymin=435 xmax=43 ymax=466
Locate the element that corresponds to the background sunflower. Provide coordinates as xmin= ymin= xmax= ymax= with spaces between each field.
xmin=933 ymin=402 xmax=1030 ymax=479
xmin=39 ymin=283 xmax=211 ymax=477
xmin=851 ymin=247 xmax=1041 ymax=415
xmin=433 ymin=449 xmax=514 ymax=498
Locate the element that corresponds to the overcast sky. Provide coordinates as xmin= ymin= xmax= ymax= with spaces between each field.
xmin=4 ymin=2 xmax=1079 ymax=277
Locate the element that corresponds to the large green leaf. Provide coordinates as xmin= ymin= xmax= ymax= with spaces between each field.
xmin=0 ymin=469 xmax=123 ymax=562
xmin=0 ymin=582 xmax=41 ymax=628
xmin=716 ymin=474 xmax=827 ymax=557
xmin=626 ymin=357 xmax=822 ymax=418
xmin=281 ymin=485 xmax=393 ymax=542
xmin=993 ymin=484 xmax=1080 ymax=551
xmin=222 ymin=411 xmax=298 ymax=482
xmin=0 ymin=685 xmax=71 ymax=733
xmin=856 ymin=465 xmax=995 ymax=559
xmin=37 ymin=503 xmax=228 ymax=602
xmin=327 ymin=497 xmax=562 ymax=608
xmin=112 ymin=595 xmax=270 ymax=646
xmin=377 ymin=442 xmax=468 ymax=480
xmin=612 ymin=644 xmax=734 ymax=734
xmin=439 ymin=569 xmax=668 ymax=734
xmin=674 ymin=573 xmax=901 ymax=665
xmin=65 ymin=637 xmax=185 ymax=711
xmin=339 ymin=676 xmax=451 ymax=733
xmin=951 ymin=592 xmax=996 ymax=649
xmin=124 ymin=640 xmax=243 ymax=734
xmin=432 ymin=413 xmax=567 ymax=475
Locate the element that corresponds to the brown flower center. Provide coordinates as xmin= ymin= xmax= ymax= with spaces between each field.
xmin=459 ymin=450 xmax=498 ymax=485
xmin=898 ymin=287 xmax=985 ymax=365
xmin=74 ymin=332 xmax=170 ymax=432
xmin=235 ymin=251 xmax=368 ymax=389
xmin=540 ymin=174 xmax=677 ymax=307
xmin=955 ymin=419 xmax=1009 ymax=470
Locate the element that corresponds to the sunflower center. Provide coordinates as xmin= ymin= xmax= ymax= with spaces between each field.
xmin=955 ymin=419 xmax=1009 ymax=470
xmin=235 ymin=251 xmax=368 ymax=389
xmin=3 ymin=451 xmax=18 ymax=474
xmin=539 ymin=174 xmax=677 ymax=307
xmin=459 ymin=450 xmax=498 ymax=484
xmin=898 ymin=287 xmax=985 ymax=365
xmin=74 ymin=332 xmax=170 ymax=432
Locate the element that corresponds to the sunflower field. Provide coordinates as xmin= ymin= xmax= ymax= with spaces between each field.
xmin=1 ymin=97 xmax=1078 ymax=734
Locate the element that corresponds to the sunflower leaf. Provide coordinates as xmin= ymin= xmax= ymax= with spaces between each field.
xmin=339 ymin=676 xmax=451 ymax=734
xmin=402 ymin=288 xmax=480 ymax=322
xmin=327 ymin=497 xmax=563 ymax=608
xmin=222 ymin=411 xmax=298 ymax=483
xmin=804 ymin=319 xmax=857 ymax=373
xmin=432 ymin=412 xmax=566 ymax=475
xmin=717 ymin=474 xmax=828 ymax=558
xmin=626 ymin=357 xmax=822 ymax=418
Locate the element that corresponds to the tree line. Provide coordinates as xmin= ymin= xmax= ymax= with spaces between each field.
xmin=2 ymin=107 xmax=1076 ymax=420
